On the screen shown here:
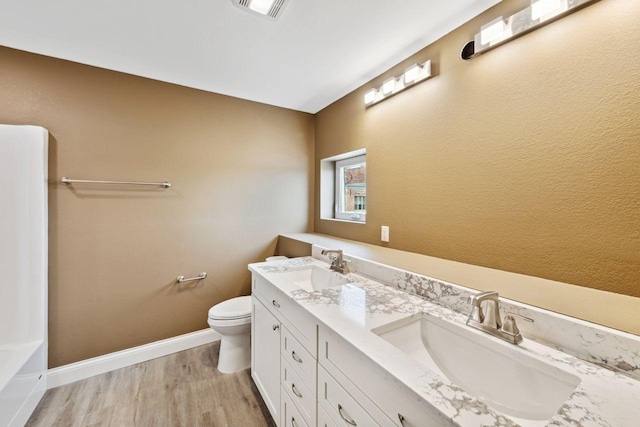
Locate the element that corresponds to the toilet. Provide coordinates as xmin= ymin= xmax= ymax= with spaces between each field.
xmin=208 ymin=296 xmax=252 ymax=374
xmin=208 ymin=255 xmax=288 ymax=374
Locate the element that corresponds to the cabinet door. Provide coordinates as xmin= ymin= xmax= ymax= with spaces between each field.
xmin=252 ymin=297 xmax=281 ymax=423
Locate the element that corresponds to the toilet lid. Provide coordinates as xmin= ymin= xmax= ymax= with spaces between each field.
xmin=208 ymin=296 xmax=252 ymax=320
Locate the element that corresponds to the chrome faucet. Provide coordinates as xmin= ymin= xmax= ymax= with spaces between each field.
xmin=466 ymin=291 xmax=533 ymax=345
xmin=321 ymin=249 xmax=350 ymax=274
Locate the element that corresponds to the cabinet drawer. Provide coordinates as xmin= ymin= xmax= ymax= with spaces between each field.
xmin=253 ymin=274 xmax=317 ymax=355
xmin=319 ymin=326 xmax=448 ymax=427
xmin=319 ymin=365 xmax=391 ymax=427
xmin=282 ymin=356 xmax=315 ymax=427
xmin=282 ymin=325 xmax=316 ymax=390
xmin=318 ymin=404 xmax=338 ymax=427
xmin=281 ymin=385 xmax=310 ymax=427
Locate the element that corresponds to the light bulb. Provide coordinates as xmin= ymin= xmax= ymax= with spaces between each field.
xmin=364 ymin=89 xmax=376 ymax=105
xmin=381 ymin=78 xmax=396 ymax=96
xmin=404 ymin=64 xmax=422 ymax=84
xmin=531 ymin=0 xmax=564 ymax=21
xmin=480 ymin=20 xmax=506 ymax=45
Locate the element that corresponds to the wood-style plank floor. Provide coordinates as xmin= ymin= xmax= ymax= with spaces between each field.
xmin=27 ymin=342 xmax=276 ymax=427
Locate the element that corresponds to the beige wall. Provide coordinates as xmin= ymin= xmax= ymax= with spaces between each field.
xmin=315 ymin=0 xmax=640 ymax=299
xmin=0 ymin=47 xmax=314 ymax=367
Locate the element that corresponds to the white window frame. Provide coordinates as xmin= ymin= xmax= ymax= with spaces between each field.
xmin=335 ymin=154 xmax=366 ymax=222
xmin=320 ymin=148 xmax=366 ymax=224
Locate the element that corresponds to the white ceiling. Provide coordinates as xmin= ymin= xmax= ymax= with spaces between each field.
xmin=0 ymin=0 xmax=499 ymax=113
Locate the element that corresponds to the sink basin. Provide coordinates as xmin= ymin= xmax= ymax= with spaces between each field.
xmin=372 ymin=313 xmax=581 ymax=425
xmin=278 ymin=265 xmax=349 ymax=292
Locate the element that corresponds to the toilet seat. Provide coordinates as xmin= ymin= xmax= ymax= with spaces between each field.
xmin=208 ymin=295 xmax=251 ymax=321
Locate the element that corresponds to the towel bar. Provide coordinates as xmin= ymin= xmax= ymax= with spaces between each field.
xmin=176 ymin=272 xmax=207 ymax=283
xmin=61 ymin=177 xmax=171 ymax=188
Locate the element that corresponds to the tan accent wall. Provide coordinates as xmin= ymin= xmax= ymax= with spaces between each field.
xmin=315 ymin=0 xmax=640 ymax=299
xmin=0 ymin=46 xmax=315 ymax=368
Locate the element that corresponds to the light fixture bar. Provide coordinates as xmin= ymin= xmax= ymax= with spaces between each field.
xmin=364 ymin=60 xmax=432 ymax=107
xmin=461 ymin=0 xmax=599 ymax=60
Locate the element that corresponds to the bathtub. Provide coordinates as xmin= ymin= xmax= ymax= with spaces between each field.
xmin=0 ymin=125 xmax=48 ymax=426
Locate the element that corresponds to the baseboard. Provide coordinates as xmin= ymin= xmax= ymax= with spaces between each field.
xmin=47 ymin=329 xmax=220 ymax=389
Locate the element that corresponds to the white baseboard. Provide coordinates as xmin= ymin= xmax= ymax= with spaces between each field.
xmin=47 ymin=329 xmax=220 ymax=389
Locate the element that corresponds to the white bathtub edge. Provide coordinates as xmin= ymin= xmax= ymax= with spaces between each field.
xmin=47 ymin=329 xmax=221 ymax=389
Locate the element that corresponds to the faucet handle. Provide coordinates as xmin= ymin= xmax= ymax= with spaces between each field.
xmin=502 ymin=312 xmax=533 ymax=336
xmin=341 ymin=259 xmax=351 ymax=273
xmin=502 ymin=315 xmax=521 ymax=336
xmin=469 ymin=305 xmax=485 ymax=323
xmin=330 ymin=254 xmax=341 ymax=267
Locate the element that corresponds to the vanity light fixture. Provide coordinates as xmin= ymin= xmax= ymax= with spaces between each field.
xmin=364 ymin=60 xmax=432 ymax=107
xmin=461 ymin=0 xmax=599 ymax=60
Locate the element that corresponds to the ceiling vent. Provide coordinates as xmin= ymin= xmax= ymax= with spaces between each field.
xmin=231 ymin=0 xmax=291 ymax=20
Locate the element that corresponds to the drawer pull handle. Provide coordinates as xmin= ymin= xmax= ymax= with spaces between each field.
xmin=272 ymin=300 xmax=280 ymax=308
xmin=273 ymin=324 xmax=279 ymax=331
xmin=291 ymin=417 xmax=298 ymax=427
xmin=291 ymin=383 xmax=303 ymax=398
xmin=398 ymin=413 xmax=407 ymax=426
xmin=291 ymin=351 xmax=303 ymax=363
xmin=338 ymin=404 xmax=357 ymax=426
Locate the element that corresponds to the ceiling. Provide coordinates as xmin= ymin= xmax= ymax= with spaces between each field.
xmin=0 ymin=0 xmax=499 ymax=113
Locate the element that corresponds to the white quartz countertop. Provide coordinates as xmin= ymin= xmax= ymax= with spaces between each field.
xmin=249 ymin=257 xmax=640 ymax=427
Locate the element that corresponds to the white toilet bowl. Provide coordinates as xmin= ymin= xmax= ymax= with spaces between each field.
xmin=208 ymin=296 xmax=252 ymax=374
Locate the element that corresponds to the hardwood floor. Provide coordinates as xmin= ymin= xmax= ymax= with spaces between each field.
xmin=27 ymin=342 xmax=276 ymax=427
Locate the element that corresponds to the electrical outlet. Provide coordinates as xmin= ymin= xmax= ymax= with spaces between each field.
xmin=381 ymin=226 xmax=389 ymax=242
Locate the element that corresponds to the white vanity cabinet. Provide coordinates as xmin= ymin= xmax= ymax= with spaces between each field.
xmin=251 ymin=269 xmax=447 ymax=427
xmin=252 ymin=273 xmax=319 ymax=427
xmin=319 ymin=325 xmax=448 ymax=427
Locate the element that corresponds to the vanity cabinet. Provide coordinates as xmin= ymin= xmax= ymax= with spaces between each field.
xmin=319 ymin=325 xmax=448 ymax=427
xmin=252 ymin=274 xmax=319 ymax=427
xmin=252 ymin=270 xmax=446 ymax=427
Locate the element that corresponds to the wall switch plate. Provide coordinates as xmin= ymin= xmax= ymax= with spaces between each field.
xmin=381 ymin=226 xmax=389 ymax=242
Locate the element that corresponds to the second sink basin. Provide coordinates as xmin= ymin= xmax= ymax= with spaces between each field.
xmin=278 ymin=265 xmax=349 ymax=292
xmin=372 ymin=313 xmax=581 ymax=425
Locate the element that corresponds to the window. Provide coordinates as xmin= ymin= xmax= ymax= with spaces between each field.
xmin=335 ymin=154 xmax=366 ymax=222
xmin=320 ymin=148 xmax=366 ymax=224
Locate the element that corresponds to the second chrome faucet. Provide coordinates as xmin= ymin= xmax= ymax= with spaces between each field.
xmin=466 ymin=291 xmax=533 ymax=345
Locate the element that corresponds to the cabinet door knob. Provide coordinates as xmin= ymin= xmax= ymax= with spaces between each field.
xmin=291 ymin=383 xmax=303 ymax=398
xmin=273 ymin=324 xmax=279 ymax=331
xmin=338 ymin=404 xmax=357 ymax=426
xmin=272 ymin=300 xmax=280 ymax=308
xmin=291 ymin=351 xmax=303 ymax=363
xmin=398 ymin=413 xmax=407 ymax=426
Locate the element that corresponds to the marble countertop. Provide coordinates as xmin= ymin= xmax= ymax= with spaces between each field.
xmin=249 ymin=257 xmax=640 ymax=427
